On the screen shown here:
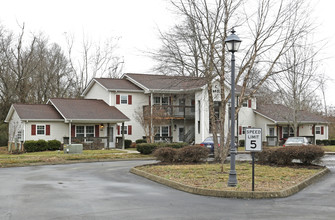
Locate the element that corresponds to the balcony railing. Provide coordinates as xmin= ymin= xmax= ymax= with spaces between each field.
xmin=143 ymin=105 xmax=195 ymax=119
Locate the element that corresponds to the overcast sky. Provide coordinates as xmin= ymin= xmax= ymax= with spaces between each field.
xmin=0 ymin=0 xmax=334 ymax=106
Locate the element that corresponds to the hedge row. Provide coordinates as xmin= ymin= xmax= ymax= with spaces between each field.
xmin=316 ymin=139 xmax=335 ymax=146
xmin=255 ymin=145 xmax=324 ymax=165
xmin=24 ymin=140 xmax=61 ymax=152
xmin=153 ymin=145 xmax=209 ymax=163
xmin=136 ymin=142 xmax=188 ymax=154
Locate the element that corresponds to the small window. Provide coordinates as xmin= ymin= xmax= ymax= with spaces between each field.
xmin=161 ymin=126 xmax=169 ymax=137
xmin=122 ymin=125 xmax=128 ymax=135
xmin=242 ymin=101 xmax=248 ymax=107
xmin=315 ymin=126 xmax=321 ymax=135
xmin=242 ymin=127 xmax=246 ymax=135
xmin=120 ymin=95 xmax=128 ymax=104
xmin=37 ymin=125 xmax=45 ymax=135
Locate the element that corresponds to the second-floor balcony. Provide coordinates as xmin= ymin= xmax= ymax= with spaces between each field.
xmin=143 ymin=105 xmax=195 ymax=120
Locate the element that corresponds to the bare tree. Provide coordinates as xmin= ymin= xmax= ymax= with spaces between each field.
xmin=152 ymin=0 xmax=315 ymax=166
xmin=65 ymin=33 xmax=124 ymax=93
xmin=271 ymin=38 xmax=323 ymax=135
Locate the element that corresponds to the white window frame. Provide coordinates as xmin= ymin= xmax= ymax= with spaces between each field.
xmin=120 ymin=95 xmax=128 ymax=104
xmin=242 ymin=101 xmax=248 ymax=107
xmin=315 ymin=126 xmax=321 ymax=135
xmin=242 ymin=127 xmax=247 ymax=135
xmin=76 ymin=126 xmax=85 ymax=137
xmin=122 ymin=125 xmax=128 ymax=135
xmin=36 ymin=124 xmax=45 ymax=135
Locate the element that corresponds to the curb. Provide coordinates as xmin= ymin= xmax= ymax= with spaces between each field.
xmin=130 ymin=166 xmax=330 ymax=199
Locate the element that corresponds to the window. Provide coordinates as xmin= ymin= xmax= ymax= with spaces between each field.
xmin=37 ymin=125 xmax=45 ymax=135
xmin=161 ymin=126 xmax=169 ymax=137
xmin=76 ymin=126 xmax=85 ymax=137
xmin=122 ymin=125 xmax=128 ymax=135
xmin=17 ymin=130 xmax=22 ymax=140
xmin=121 ymin=95 xmax=128 ymax=104
xmin=162 ymin=97 xmax=169 ymax=105
xmin=86 ymin=126 xmax=94 ymax=141
xmin=315 ymin=126 xmax=321 ymax=135
xmin=242 ymin=127 xmax=246 ymax=135
xmin=242 ymin=101 xmax=248 ymax=107
xmin=154 ymin=96 xmax=169 ymax=105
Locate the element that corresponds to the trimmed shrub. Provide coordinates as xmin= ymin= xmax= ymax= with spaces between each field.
xmin=36 ymin=139 xmax=48 ymax=151
xmin=256 ymin=145 xmax=325 ymax=166
xmin=124 ymin=139 xmax=132 ymax=148
xmin=153 ymin=147 xmax=177 ymax=163
xmin=136 ymin=142 xmax=188 ymax=154
xmin=24 ymin=140 xmax=38 ymax=152
xmin=176 ymin=145 xmax=209 ymax=163
xmin=135 ymin=139 xmax=147 ymax=144
xmin=47 ymin=140 xmax=61 ymax=151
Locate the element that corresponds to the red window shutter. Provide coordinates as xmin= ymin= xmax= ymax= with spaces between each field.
xmin=321 ymin=126 xmax=324 ymax=135
xmin=128 ymin=125 xmax=132 ymax=135
xmin=117 ymin=125 xmax=120 ymax=135
xmin=46 ymin=125 xmax=50 ymax=135
xmin=312 ymin=125 xmax=315 ymax=135
xmin=31 ymin=124 xmax=36 ymax=135
xmin=71 ymin=125 xmax=75 ymax=137
xmin=128 ymin=95 xmax=132 ymax=105
xmin=239 ymin=126 xmax=242 ymax=135
xmin=248 ymin=100 xmax=252 ymax=108
xmin=95 ymin=125 xmax=99 ymax=137
xmin=116 ymin=95 xmax=120 ymax=104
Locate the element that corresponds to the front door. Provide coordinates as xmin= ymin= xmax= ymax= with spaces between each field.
xmin=179 ymin=127 xmax=184 ymax=142
xmin=268 ymin=127 xmax=276 ymax=146
xmin=109 ymin=126 xmax=115 ymax=148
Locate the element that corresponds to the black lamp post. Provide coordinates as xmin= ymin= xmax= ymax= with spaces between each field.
xmin=225 ymin=28 xmax=241 ymax=187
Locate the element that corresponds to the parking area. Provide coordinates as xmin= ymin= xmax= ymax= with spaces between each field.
xmin=0 ymin=159 xmax=335 ymax=220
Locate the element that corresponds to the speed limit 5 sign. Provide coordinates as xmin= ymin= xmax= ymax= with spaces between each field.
xmin=245 ymin=128 xmax=262 ymax=152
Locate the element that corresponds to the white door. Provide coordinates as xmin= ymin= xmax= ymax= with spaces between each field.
xmin=109 ymin=126 xmax=115 ymax=148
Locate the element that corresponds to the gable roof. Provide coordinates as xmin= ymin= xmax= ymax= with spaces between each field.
xmin=82 ymin=78 xmax=143 ymax=96
xmin=255 ymin=104 xmax=328 ymax=124
xmin=124 ymin=73 xmax=208 ymax=92
xmin=49 ymin=98 xmax=129 ymax=123
xmin=5 ymin=104 xmax=63 ymax=122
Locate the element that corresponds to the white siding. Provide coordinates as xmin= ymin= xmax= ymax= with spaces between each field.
xmin=255 ymin=114 xmax=275 ymax=141
xmin=25 ymin=122 xmax=68 ymax=142
xmin=115 ymin=92 xmax=148 ymax=141
xmin=84 ymin=83 xmax=110 ymax=105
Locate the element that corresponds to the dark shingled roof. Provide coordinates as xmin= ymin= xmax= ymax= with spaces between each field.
xmin=94 ymin=78 xmax=143 ymax=91
xmin=13 ymin=104 xmax=63 ymax=120
xmin=125 ymin=73 xmax=208 ymax=91
xmin=49 ymin=98 xmax=129 ymax=121
xmin=255 ymin=104 xmax=328 ymax=123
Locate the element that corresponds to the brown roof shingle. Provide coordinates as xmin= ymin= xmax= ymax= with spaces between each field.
xmin=255 ymin=104 xmax=327 ymax=123
xmin=95 ymin=78 xmax=143 ymax=91
xmin=49 ymin=98 xmax=129 ymax=121
xmin=125 ymin=73 xmax=208 ymax=91
xmin=13 ymin=104 xmax=63 ymax=120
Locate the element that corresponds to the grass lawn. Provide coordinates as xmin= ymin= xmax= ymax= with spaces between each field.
xmin=137 ymin=162 xmax=322 ymax=192
xmin=0 ymin=147 xmax=151 ymax=168
xmin=322 ymin=145 xmax=335 ymax=152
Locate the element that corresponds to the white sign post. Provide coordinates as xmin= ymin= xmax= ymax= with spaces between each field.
xmin=245 ymin=128 xmax=262 ymax=191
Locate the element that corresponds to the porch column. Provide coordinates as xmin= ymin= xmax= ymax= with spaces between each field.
xmin=107 ymin=123 xmax=110 ymax=149
xmin=68 ymin=122 xmax=72 ymax=145
xmin=122 ymin=122 xmax=125 ymax=150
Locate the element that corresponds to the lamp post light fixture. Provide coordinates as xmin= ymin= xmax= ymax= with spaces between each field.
xmin=225 ymin=28 xmax=241 ymax=187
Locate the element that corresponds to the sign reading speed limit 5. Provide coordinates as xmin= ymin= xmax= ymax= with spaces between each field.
xmin=245 ymin=128 xmax=262 ymax=152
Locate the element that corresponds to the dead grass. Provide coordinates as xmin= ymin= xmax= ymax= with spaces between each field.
xmin=0 ymin=148 xmax=151 ymax=168
xmin=137 ymin=162 xmax=322 ymax=192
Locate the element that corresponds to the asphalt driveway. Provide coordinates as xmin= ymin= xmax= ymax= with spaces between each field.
xmin=0 ymin=160 xmax=335 ymax=220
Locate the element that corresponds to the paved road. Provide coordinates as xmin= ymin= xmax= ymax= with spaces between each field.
xmin=0 ymin=158 xmax=335 ymax=220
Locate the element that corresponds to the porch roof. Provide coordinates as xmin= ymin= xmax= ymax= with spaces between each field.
xmin=48 ymin=98 xmax=129 ymax=123
xmin=255 ymin=104 xmax=328 ymax=124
